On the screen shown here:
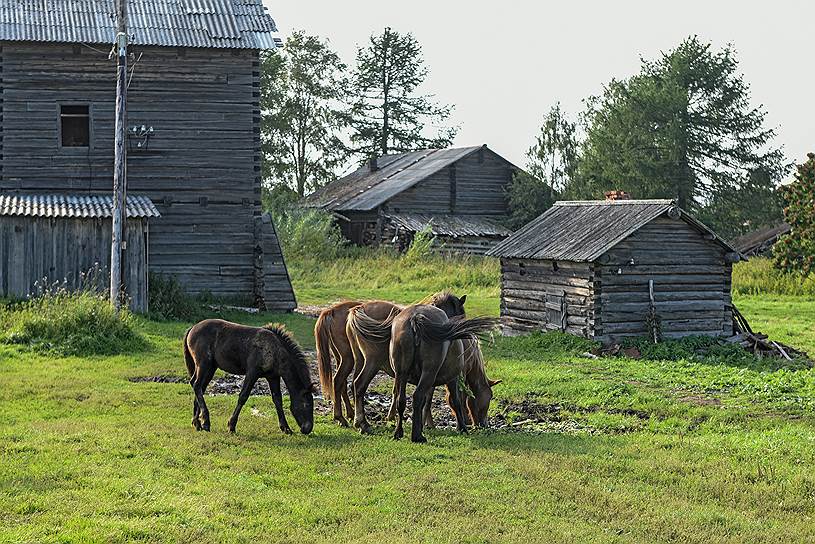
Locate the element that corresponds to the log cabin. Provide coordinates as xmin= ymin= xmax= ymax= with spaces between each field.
xmin=487 ymin=198 xmax=743 ymax=342
xmin=305 ymin=145 xmax=519 ymax=254
xmin=0 ymin=0 xmax=296 ymax=311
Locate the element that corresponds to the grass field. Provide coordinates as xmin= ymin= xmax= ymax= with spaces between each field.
xmin=3 ymin=256 xmax=815 ymax=543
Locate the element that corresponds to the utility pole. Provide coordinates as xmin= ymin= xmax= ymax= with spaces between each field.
xmin=110 ymin=0 xmax=128 ymax=312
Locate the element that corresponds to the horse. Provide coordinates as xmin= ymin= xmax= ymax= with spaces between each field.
xmin=314 ymin=292 xmax=468 ymax=428
xmin=183 ymin=319 xmax=316 ymax=435
xmin=348 ymin=304 xmax=497 ymax=441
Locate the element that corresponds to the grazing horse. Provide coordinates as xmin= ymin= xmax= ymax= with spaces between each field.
xmin=184 ymin=319 xmax=315 ymax=435
xmin=348 ymin=304 xmax=497 ymax=441
xmin=315 ymin=292 xmax=467 ymax=428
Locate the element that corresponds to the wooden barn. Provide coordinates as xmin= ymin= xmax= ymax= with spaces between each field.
xmin=0 ymin=0 xmax=296 ymax=311
xmin=305 ymin=145 xmax=518 ymax=254
xmin=487 ymin=199 xmax=743 ymax=342
xmin=0 ymin=193 xmax=158 ymax=312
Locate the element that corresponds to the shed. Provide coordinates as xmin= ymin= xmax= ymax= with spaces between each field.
xmin=0 ymin=0 xmax=296 ymax=312
xmin=0 ymin=193 xmax=159 ymax=312
xmin=731 ymin=222 xmax=790 ymax=257
xmin=487 ymin=199 xmax=742 ymax=341
xmin=305 ymin=145 xmax=520 ymax=254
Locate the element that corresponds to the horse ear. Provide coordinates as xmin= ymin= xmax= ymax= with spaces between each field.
xmin=459 ymin=294 xmax=467 ymax=305
xmin=488 ymin=379 xmax=502 ymax=387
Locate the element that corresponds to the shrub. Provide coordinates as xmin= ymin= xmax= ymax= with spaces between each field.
xmin=0 ymin=290 xmax=145 ymax=356
xmin=275 ymin=207 xmax=348 ymax=260
xmin=403 ymin=225 xmax=436 ymax=262
xmin=774 ymin=153 xmax=815 ymax=275
xmin=148 ymin=274 xmax=203 ymax=321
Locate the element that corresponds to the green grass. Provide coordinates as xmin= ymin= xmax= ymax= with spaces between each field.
xmin=4 ymin=255 xmax=815 ymax=542
xmin=290 ymin=251 xmax=500 ymax=316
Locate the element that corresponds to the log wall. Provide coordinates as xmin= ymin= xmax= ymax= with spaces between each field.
xmin=0 ymin=42 xmax=295 ymax=309
xmin=0 ymin=215 xmax=149 ymax=312
xmin=499 ymin=258 xmax=595 ymax=337
xmin=595 ymin=216 xmax=732 ymax=340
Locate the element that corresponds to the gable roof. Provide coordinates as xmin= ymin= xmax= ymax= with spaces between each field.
xmin=0 ymin=193 xmax=160 ymax=219
xmin=305 ymin=145 xmax=512 ymax=212
xmin=0 ymin=0 xmax=279 ymax=49
xmin=487 ymin=199 xmax=737 ymax=261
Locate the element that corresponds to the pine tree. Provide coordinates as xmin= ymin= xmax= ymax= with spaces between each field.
xmin=348 ymin=27 xmax=456 ymax=159
xmin=578 ymin=36 xmax=786 ymax=224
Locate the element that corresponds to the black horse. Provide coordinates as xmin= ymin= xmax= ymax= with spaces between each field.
xmin=183 ymin=319 xmax=315 ymax=435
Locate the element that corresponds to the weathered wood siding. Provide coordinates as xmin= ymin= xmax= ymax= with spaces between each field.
xmin=595 ymin=216 xmax=732 ymax=340
xmin=499 ymin=258 xmax=595 ymax=337
xmin=0 ymin=216 xmax=149 ymax=312
xmin=387 ymin=170 xmax=451 ymax=215
xmin=0 ymin=42 xmax=294 ymax=307
xmin=386 ymin=148 xmax=513 ymax=217
xmin=450 ymin=148 xmax=512 ymax=215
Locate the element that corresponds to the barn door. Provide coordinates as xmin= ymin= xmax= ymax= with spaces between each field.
xmin=545 ymin=290 xmax=566 ymax=331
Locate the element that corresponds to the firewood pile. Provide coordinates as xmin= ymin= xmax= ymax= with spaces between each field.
xmin=729 ymin=306 xmax=811 ymax=362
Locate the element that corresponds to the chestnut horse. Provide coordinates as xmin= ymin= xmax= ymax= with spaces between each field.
xmin=347 ymin=303 xmax=497 ymax=440
xmin=184 ymin=319 xmax=315 ymax=435
xmin=314 ymin=292 xmax=467 ymax=427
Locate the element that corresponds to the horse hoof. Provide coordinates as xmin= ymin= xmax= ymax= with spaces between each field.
xmin=281 ymin=426 xmax=293 ymax=435
xmin=358 ymin=425 xmax=373 ymax=435
xmin=227 ymin=426 xmax=236 ymax=434
xmin=334 ymin=417 xmax=350 ymax=428
xmin=201 ymin=422 xmax=211 ymax=432
xmin=192 ymin=420 xmax=202 ymax=431
xmin=411 ymin=435 xmax=428 ymax=444
xmin=392 ymin=431 xmax=403 ymax=441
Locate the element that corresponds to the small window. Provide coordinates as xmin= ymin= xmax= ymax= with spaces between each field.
xmin=60 ymin=105 xmax=90 ymax=147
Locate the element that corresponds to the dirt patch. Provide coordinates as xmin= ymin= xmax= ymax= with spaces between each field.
xmin=128 ymin=375 xmax=187 ymax=384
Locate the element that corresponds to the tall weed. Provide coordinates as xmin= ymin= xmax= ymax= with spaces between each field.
xmin=275 ymin=208 xmax=348 ymax=260
xmin=733 ymin=257 xmax=815 ymax=297
xmin=0 ymin=287 xmax=145 ymax=356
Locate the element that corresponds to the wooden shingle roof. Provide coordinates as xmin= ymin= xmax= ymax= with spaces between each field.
xmin=387 ymin=213 xmax=512 ymax=238
xmin=305 ymin=146 xmax=487 ymax=212
xmin=487 ymin=199 xmax=737 ymax=261
xmin=0 ymin=0 xmax=280 ymax=49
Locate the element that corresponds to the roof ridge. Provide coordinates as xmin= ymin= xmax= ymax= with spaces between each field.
xmin=554 ymin=199 xmax=675 ymax=206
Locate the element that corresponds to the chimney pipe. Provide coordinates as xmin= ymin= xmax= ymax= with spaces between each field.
xmin=369 ymin=156 xmax=379 ymax=172
xmin=605 ymin=190 xmax=631 ymax=201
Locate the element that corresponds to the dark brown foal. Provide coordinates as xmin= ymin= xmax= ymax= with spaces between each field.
xmin=184 ymin=319 xmax=316 ymax=435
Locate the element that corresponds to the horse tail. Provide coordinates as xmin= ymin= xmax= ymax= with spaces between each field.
xmin=347 ymin=306 xmax=399 ymax=344
xmin=412 ymin=315 xmax=498 ymax=344
xmin=183 ymin=327 xmax=195 ymax=379
xmin=314 ymin=309 xmax=335 ymax=401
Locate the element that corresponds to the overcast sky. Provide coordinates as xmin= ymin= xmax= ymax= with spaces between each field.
xmin=264 ymin=1 xmax=812 ymax=173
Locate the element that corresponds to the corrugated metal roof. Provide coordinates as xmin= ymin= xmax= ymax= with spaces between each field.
xmin=387 ymin=213 xmax=512 ymax=238
xmin=305 ymin=146 xmax=485 ymax=212
xmin=0 ymin=193 xmax=161 ymax=218
xmin=487 ymin=199 xmax=737 ymax=261
xmin=0 ymin=0 xmax=279 ymax=49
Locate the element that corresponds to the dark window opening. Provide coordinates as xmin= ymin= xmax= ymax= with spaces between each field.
xmin=60 ymin=105 xmax=90 ymax=147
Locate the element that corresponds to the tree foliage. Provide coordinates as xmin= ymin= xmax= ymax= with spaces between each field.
xmin=577 ymin=36 xmax=786 ymax=229
xmin=774 ymin=153 xmax=815 ymax=275
xmin=260 ymin=31 xmax=348 ymax=197
xmin=348 ymin=27 xmax=457 ymax=159
xmin=507 ymin=104 xmax=578 ymax=228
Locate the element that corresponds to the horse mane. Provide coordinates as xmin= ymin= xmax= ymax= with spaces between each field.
xmin=461 ymin=337 xmax=487 ymax=378
xmin=263 ymin=323 xmax=311 ymax=389
xmin=419 ymin=290 xmax=456 ymax=308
